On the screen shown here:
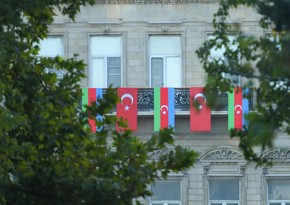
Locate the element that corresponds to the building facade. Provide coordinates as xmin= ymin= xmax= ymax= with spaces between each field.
xmin=42 ymin=1 xmax=290 ymax=204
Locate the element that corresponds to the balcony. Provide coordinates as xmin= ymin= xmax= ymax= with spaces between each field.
xmin=97 ymin=88 xmax=254 ymax=115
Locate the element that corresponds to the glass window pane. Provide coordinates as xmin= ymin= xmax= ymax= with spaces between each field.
xmin=211 ymin=203 xmax=223 ymax=205
xmin=39 ymin=37 xmax=63 ymax=57
xmin=166 ymin=57 xmax=181 ymax=87
xmin=107 ymin=57 xmax=121 ymax=74
xmin=268 ymin=180 xmax=290 ymax=200
xmin=151 ymin=57 xmax=163 ymax=87
xmin=46 ymin=68 xmax=64 ymax=79
xmin=108 ymin=75 xmax=121 ymax=87
xmin=269 ymin=203 xmax=281 ymax=205
xmin=227 ymin=203 xmax=239 ymax=205
xmin=222 ymin=72 xmax=240 ymax=86
xmin=91 ymin=36 xmax=121 ymax=56
xmin=209 ymin=180 xmax=239 ymax=200
xmin=90 ymin=58 xmax=105 ymax=88
xmin=150 ymin=36 xmax=180 ymax=56
xmin=151 ymin=182 xmax=181 ymax=201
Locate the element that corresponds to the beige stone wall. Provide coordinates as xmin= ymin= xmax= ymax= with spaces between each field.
xmin=50 ymin=3 xmax=262 ymax=88
xmin=48 ymin=3 xmax=290 ymax=205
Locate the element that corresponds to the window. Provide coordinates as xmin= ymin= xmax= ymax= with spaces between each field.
xmin=39 ymin=36 xmax=64 ymax=79
xmin=209 ymin=180 xmax=240 ymax=205
xmin=149 ymin=36 xmax=181 ymax=87
xmin=90 ymin=36 xmax=122 ymax=88
xmin=150 ymin=181 xmax=181 ymax=205
xmin=268 ymin=179 xmax=290 ymax=205
xmin=208 ymin=35 xmax=240 ymax=86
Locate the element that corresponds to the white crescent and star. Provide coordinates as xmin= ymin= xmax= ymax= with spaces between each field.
xmin=234 ymin=104 xmax=242 ymax=114
xmin=160 ymin=105 xmax=169 ymax=115
xmin=193 ymin=93 xmax=207 ymax=110
xmin=121 ymin=93 xmax=134 ymax=111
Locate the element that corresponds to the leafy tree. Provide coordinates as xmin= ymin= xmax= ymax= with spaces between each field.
xmin=196 ymin=0 xmax=290 ymax=165
xmin=0 ymin=1 xmax=198 ymax=204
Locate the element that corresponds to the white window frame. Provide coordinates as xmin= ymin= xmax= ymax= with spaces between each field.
xmin=89 ymin=35 xmax=122 ymax=88
xmin=38 ymin=35 xmax=64 ymax=79
xmin=149 ymin=181 xmax=182 ymax=205
xmin=267 ymin=179 xmax=290 ymax=205
xmin=208 ymin=179 xmax=241 ymax=205
xmin=148 ymin=35 xmax=182 ymax=88
xmin=208 ymin=34 xmax=241 ymax=86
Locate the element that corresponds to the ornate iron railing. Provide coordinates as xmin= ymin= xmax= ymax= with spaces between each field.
xmin=137 ymin=88 xmax=253 ymax=112
xmin=99 ymin=88 xmax=254 ymax=112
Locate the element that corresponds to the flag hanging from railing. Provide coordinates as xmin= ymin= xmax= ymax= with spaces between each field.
xmin=82 ymin=88 xmax=103 ymax=132
xmin=154 ymin=87 xmax=175 ymax=131
xmin=242 ymin=88 xmax=249 ymax=128
xmin=116 ymin=88 xmax=138 ymax=131
xmin=190 ymin=87 xmax=211 ymax=132
xmin=228 ymin=87 xmax=249 ymax=130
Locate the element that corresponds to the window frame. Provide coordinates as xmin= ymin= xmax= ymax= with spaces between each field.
xmin=208 ymin=179 xmax=241 ymax=205
xmin=149 ymin=180 xmax=183 ymax=205
xmin=207 ymin=33 xmax=241 ymax=86
xmin=148 ymin=35 xmax=182 ymax=88
xmin=267 ymin=179 xmax=290 ymax=205
xmin=38 ymin=35 xmax=65 ymax=79
xmin=89 ymin=35 xmax=123 ymax=88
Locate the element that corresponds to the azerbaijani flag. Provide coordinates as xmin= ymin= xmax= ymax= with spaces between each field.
xmin=154 ymin=87 xmax=175 ymax=131
xmin=82 ymin=88 xmax=103 ymax=132
xmin=190 ymin=87 xmax=211 ymax=132
xmin=228 ymin=87 xmax=249 ymax=130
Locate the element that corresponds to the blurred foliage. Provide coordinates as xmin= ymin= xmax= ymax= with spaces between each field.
xmin=196 ymin=0 xmax=290 ymax=165
xmin=0 ymin=1 xmax=198 ymax=204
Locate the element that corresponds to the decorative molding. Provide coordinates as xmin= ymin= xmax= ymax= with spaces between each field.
xmin=262 ymin=167 xmax=268 ymax=175
xmin=203 ymin=165 xmax=210 ymax=175
xmin=147 ymin=147 xmax=175 ymax=161
xmin=262 ymin=147 xmax=290 ymax=161
xmin=199 ymin=147 xmax=244 ymax=161
xmin=261 ymin=147 xmax=290 ymax=166
xmin=199 ymin=147 xmax=247 ymax=176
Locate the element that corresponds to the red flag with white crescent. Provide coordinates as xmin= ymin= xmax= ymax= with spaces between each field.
xmin=88 ymin=88 xmax=96 ymax=132
xmin=190 ymin=87 xmax=211 ymax=132
xmin=234 ymin=87 xmax=243 ymax=129
xmin=117 ymin=88 xmax=138 ymax=131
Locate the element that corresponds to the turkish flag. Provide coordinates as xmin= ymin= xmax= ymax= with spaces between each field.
xmin=190 ymin=87 xmax=211 ymax=132
xmin=234 ymin=87 xmax=243 ymax=129
xmin=116 ymin=88 xmax=138 ymax=131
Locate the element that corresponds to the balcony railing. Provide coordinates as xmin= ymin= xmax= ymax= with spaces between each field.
xmin=97 ymin=88 xmax=254 ymax=113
